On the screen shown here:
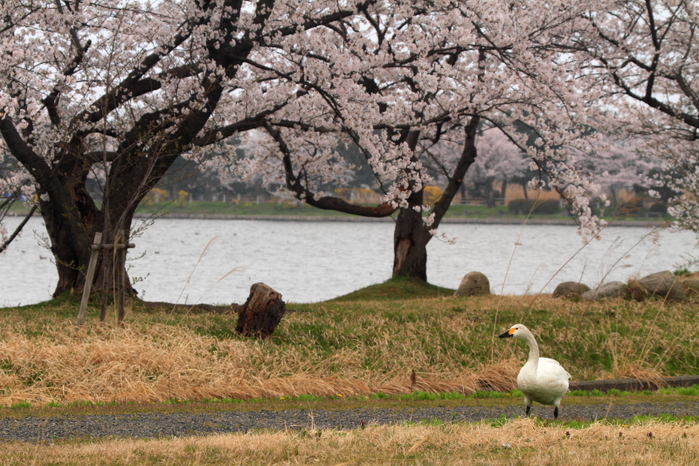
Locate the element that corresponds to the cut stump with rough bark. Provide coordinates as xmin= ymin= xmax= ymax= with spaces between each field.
xmin=235 ymin=283 xmax=286 ymax=338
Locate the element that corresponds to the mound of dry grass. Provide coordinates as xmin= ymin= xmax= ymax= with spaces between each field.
xmin=0 ymin=294 xmax=696 ymax=406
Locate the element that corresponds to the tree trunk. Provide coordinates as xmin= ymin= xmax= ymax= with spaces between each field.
xmin=37 ymin=154 xmax=157 ymax=299
xmin=41 ymin=214 xmax=91 ymax=297
xmin=500 ymin=180 xmax=508 ymax=205
xmin=40 ymin=202 xmax=140 ymax=299
xmin=391 ymin=116 xmax=481 ymax=282
xmin=37 ymin=171 xmax=100 ymax=297
xmin=392 ymin=191 xmax=432 ymax=281
xmin=235 ymin=283 xmax=286 ymax=338
xmin=486 ymin=183 xmax=495 ymax=208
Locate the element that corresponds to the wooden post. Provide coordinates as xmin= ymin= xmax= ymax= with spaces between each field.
xmin=99 ymin=232 xmax=111 ymax=323
xmin=72 ymin=230 xmax=135 ymax=325
xmin=76 ymin=232 xmax=102 ymax=327
xmin=116 ymin=229 xmax=126 ymax=325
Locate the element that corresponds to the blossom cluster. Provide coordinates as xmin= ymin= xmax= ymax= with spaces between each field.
xmin=0 ymin=0 xmax=695 ymax=250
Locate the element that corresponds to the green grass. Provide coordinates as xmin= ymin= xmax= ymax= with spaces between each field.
xmin=9 ymin=200 xmax=671 ymax=225
xmin=129 ymin=201 xmax=671 ymax=222
xmin=328 ymin=276 xmax=454 ymax=301
xmin=134 ymin=200 xmax=361 ymax=217
xmin=218 ymin=292 xmax=697 ymax=381
xmin=4 ymin=281 xmax=699 ymax=466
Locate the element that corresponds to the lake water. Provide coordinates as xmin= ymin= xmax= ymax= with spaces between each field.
xmin=1 ymin=216 xmax=698 ymax=307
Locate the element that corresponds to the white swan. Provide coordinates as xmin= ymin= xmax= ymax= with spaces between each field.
xmin=499 ymin=324 xmax=571 ymax=420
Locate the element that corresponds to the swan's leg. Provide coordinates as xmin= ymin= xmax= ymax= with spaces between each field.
xmin=553 ymin=407 xmax=559 ymax=420
xmin=525 ymin=405 xmax=531 ymax=417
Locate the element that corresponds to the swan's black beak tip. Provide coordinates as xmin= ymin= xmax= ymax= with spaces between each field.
xmin=498 ymin=331 xmax=513 ymax=339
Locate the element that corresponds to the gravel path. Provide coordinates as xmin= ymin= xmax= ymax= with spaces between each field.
xmin=1 ymin=401 xmax=699 ymax=442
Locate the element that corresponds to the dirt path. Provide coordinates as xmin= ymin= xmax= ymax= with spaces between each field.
xmin=2 ymin=400 xmax=698 ymax=443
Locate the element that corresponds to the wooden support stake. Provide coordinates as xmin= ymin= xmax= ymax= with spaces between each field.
xmin=95 ymin=230 xmax=135 ymax=323
xmin=116 ymin=229 xmax=126 ymax=325
xmin=76 ymin=232 xmax=102 ymax=327
xmin=99 ymin=247 xmax=109 ymax=322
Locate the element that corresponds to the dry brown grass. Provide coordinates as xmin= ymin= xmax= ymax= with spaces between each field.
xmin=1 ymin=419 xmax=698 ymax=465
xmin=0 ymin=294 xmax=697 ymax=406
xmin=0 ymin=316 xmax=519 ymax=406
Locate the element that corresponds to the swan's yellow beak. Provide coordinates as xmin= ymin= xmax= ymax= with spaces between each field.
xmin=499 ymin=328 xmax=515 ymax=338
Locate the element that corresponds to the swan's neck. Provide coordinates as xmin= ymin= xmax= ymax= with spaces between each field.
xmin=523 ymin=333 xmax=540 ymax=367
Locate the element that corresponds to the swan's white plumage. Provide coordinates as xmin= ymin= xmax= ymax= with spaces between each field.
xmin=499 ymin=324 xmax=571 ymax=419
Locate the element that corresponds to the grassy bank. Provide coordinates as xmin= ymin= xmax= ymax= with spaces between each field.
xmin=0 ymin=278 xmax=696 ymax=408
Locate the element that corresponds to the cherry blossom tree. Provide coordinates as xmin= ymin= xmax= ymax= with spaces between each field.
xmin=464 ymin=127 xmax=529 ymax=208
xmin=576 ymin=133 xmax=661 ymax=212
xmin=0 ymin=0 xmax=380 ymax=297
xmin=231 ymin=0 xmax=611 ymax=281
xmin=0 ymin=0 xmax=622 ymax=298
xmin=561 ymin=0 xmax=698 ymax=229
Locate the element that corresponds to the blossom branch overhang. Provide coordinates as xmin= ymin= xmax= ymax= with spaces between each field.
xmin=271 ymin=119 xmax=351 ymax=135
xmin=191 ymin=97 xmax=302 ymax=148
xmin=263 ymin=122 xmax=396 ymax=217
xmin=603 ymin=68 xmax=699 ymax=131
xmin=209 ymin=0 xmax=384 ymax=69
xmin=274 ymin=77 xmax=394 ymax=170
xmin=0 ymin=8 xmax=40 ymax=34
xmin=266 ymin=0 xmax=382 ymax=39
xmin=0 ymin=114 xmax=87 ymax=234
xmin=671 ymin=71 xmax=699 ymax=114
xmin=429 ymin=115 xmax=481 ymax=231
xmin=579 ymin=7 xmax=699 ymax=130
xmin=0 ymin=116 xmax=51 ymax=184
xmin=41 ymin=31 xmax=92 ymax=127
xmin=270 ymin=104 xmax=484 ymax=137
xmin=74 ymin=37 xmax=195 ymax=127
xmin=69 ymin=0 xmax=250 ymax=131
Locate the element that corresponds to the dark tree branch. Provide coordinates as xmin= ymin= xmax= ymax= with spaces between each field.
xmin=265 ymin=124 xmax=396 ymax=217
xmin=75 ymin=19 xmax=198 ymax=127
xmin=0 ymin=116 xmax=53 ymax=186
xmin=0 ymin=204 xmax=38 ymax=254
xmin=191 ymin=100 xmax=294 ymax=147
xmin=84 ymin=151 xmax=119 ymax=163
xmin=269 ymin=0 xmax=379 ymax=38
xmin=430 ymin=115 xmax=480 ymax=230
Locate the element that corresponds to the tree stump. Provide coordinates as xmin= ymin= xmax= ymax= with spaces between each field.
xmin=235 ymin=283 xmax=286 ymax=338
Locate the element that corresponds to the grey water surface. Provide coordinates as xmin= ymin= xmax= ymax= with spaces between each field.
xmin=1 ymin=216 xmax=696 ymax=307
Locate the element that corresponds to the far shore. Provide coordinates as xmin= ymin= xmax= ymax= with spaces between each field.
xmin=133 ymin=212 xmax=668 ymax=227
xmin=5 ymin=209 xmax=669 ymax=227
